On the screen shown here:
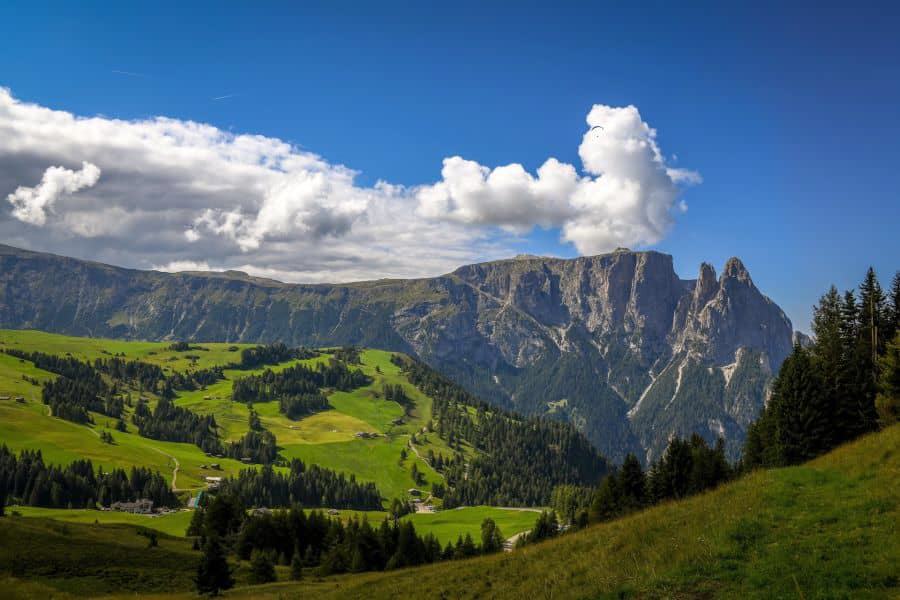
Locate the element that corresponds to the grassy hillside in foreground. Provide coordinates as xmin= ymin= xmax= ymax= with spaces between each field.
xmin=149 ymin=424 xmax=898 ymax=600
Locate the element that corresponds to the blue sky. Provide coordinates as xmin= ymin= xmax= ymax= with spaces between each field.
xmin=1 ymin=1 xmax=898 ymax=331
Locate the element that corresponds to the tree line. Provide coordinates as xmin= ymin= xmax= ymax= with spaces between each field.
xmin=0 ymin=446 xmax=178 ymax=510
xmin=234 ymin=343 xmax=317 ymax=369
xmin=217 ymin=459 xmax=382 ymax=510
xmin=224 ymin=409 xmax=278 ymax=464
xmin=4 ymin=349 xmax=122 ymax=423
xmin=133 ymin=396 xmax=223 ymax=455
xmin=545 ymin=434 xmax=732 ymax=528
xmin=190 ymin=493 xmax=510 ymax=594
xmin=393 ymin=354 xmax=608 ymax=507
xmin=231 ymin=358 xmax=369 ymax=418
xmin=743 ymin=268 xmax=899 ymax=468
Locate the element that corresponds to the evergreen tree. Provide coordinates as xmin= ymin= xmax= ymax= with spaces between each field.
xmin=876 ymin=332 xmax=900 ymax=427
xmin=248 ymin=550 xmax=277 ymax=584
xmin=886 ymin=272 xmax=900 ymax=344
xmin=290 ymin=549 xmax=304 ymax=580
xmin=648 ymin=438 xmax=693 ymax=500
xmin=838 ymin=290 xmax=871 ymax=441
xmin=459 ymin=533 xmax=477 ymax=557
xmin=526 ymin=510 xmax=559 ymax=543
xmin=849 ymin=267 xmax=886 ymax=437
xmin=589 ymin=473 xmax=621 ymax=522
xmin=195 ymin=536 xmax=234 ymax=596
xmin=771 ymin=345 xmax=830 ymax=464
xmin=859 ymin=267 xmax=888 ymax=360
xmin=479 ymin=518 xmax=504 ymax=553
xmin=618 ymin=454 xmax=647 ymax=511
xmin=813 ymin=286 xmax=846 ymax=422
xmin=187 ymin=506 xmax=206 ymax=537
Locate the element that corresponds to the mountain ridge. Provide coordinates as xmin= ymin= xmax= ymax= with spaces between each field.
xmin=0 ymin=243 xmax=794 ymax=462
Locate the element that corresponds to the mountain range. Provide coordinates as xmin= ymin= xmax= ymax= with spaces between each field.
xmin=0 ymin=244 xmax=794 ymax=462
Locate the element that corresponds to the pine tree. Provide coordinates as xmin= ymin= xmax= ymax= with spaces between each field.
xmin=480 ymin=518 xmax=504 ymax=554
xmin=771 ymin=346 xmax=830 ymax=464
xmin=886 ymin=272 xmax=900 ymax=346
xmin=618 ymin=453 xmax=646 ymax=511
xmin=460 ymin=532 xmax=477 ymax=557
xmin=527 ymin=510 xmax=559 ymax=542
xmin=187 ymin=507 xmax=206 ymax=537
xmin=839 ymin=290 xmax=871 ymax=441
xmin=812 ymin=286 xmax=845 ymax=421
xmin=194 ymin=536 xmax=234 ymax=596
xmin=589 ymin=473 xmax=621 ymax=521
xmin=876 ymin=332 xmax=900 ymax=427
xmin=248 ymin=550 xmax=276 ymax=584
xmin=851 ymin=270 xmax=883 ymax=436
xmin=290 ymin=549 xmax=304 ymax=580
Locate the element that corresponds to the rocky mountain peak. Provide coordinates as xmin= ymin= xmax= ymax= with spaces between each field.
xmin=721 ymin=256 xmax=752 ymax=283
xmin=693 ymin=262 xmax=719 ymax=309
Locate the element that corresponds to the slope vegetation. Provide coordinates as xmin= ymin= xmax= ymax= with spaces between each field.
xmin=200 ymin=424 xmax=899 ymax=599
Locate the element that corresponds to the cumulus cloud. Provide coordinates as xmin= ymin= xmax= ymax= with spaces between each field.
xmin=0 ymin=88 xmax=697 ymax=282
xmin=416 ymin=104 xmax=698 ymax=255
xmin=416 ymin=157 xmax=578 ymax=230
xmin=7 ymin=161 xmax=100 ymax=225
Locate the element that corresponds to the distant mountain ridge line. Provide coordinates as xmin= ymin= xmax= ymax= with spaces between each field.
xmin=0 ymin=243 xmax=794 ymax=463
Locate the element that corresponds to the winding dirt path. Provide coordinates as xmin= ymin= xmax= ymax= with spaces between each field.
xmin=148 ymin=447 xmax=183 ymax=492
xmin=407 ymin=436 xmax=445 ymax=480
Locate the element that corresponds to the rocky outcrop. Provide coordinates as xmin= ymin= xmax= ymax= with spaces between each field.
xmin=0 ymin=244 xmax=794 ymax=462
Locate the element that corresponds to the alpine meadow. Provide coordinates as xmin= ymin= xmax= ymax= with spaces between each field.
xmin=1 ymin=3 xmax=899 ymax=599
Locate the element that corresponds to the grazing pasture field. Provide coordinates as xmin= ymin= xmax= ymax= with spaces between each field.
xmin=402 ymin=506 xmax=540 ymax=545
xmin=7 ymin=506 xmax=195 ymax=538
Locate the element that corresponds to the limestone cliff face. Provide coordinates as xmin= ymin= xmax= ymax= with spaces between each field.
xmin=0 ymin=244 xmax=793 ymax=462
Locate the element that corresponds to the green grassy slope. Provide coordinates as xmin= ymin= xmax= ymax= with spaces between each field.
xmin=0 ymin=516 xmax=200 ymax=598
xmin=192 ymin=424 xmax=900 ymax=600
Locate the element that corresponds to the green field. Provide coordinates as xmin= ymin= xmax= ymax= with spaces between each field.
xmin=403 ymin=506 xmax=539 ymax=545
xmin=7 ymin=506 xmax=195 ymax=538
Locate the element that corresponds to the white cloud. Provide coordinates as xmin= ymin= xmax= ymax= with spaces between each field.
xmin=7 ymin=161 xmax=100 ymax=225
xmin=416 ymin=157 xmax=578 ymax=231
xmin=0 ymin=88 xmax=697 ymax=281
xmin=416 ymin=104 xmax=699 ymax=255
xmin=153 ymin=259 xmax=212 ymax=272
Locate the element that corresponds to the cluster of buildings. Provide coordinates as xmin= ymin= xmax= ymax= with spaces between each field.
xmin=109 ymin=499 xmax=154 ymax=514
